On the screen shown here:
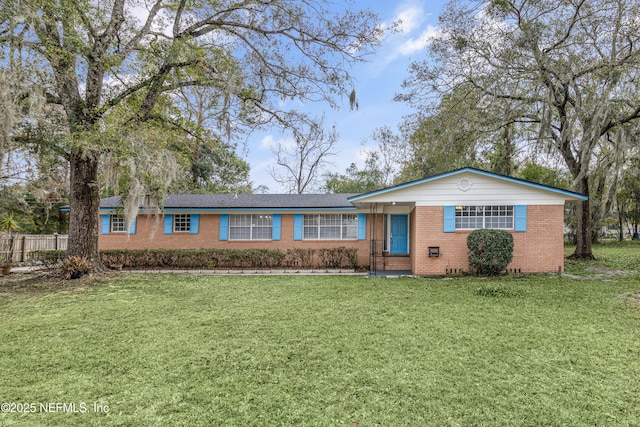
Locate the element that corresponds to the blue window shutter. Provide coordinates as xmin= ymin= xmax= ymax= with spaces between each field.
xmin=443 ymin=206 xmax=456 ymax=232
xmin=272 ymin=214 xmax=281 ymax=241
xmin=293 ymin=214 xmax=303 ymax=241
xmin=219 ymin=214 xmax=229 ymax=241
xmin=164 ymin=214 xmax=173 ymax=234
xmin=128 ymin=218 xmax=137 ymax=235
xmin=101 ymin=214 xmax=110 ymax=234
xmin=357 ymin=213 xmax=367 ymax=240
xmin=515 ymin=205 xmax=527 ymax=232
xmin=190 ymin=214 xmax=200 ymax=234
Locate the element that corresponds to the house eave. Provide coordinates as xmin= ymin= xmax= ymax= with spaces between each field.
xmin=98 ymin=206 xmax=359 ymax=213
xmin=348 ymin=167 xmax=588 ymax=203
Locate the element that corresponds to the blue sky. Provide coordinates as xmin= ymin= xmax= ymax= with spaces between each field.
xmin=246 ymin=0 xmax=447 ymax=193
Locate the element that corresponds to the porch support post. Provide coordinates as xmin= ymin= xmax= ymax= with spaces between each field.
xmin=369 ymin=203 xmax=377 ymax=275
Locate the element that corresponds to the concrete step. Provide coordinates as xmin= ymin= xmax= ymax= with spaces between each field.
xmin=383 ymin=256 xmax=412 ymax=271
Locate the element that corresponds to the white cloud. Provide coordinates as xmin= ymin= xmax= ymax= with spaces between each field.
xmin=398 ymin=25 xmax=440 ymax=56
xmin=366 ymin=2 xmax=441 ymax=72
xmin=260 ymin=134 xmax=276 ymax=150
xmin=259 ymin=134 xmax=297 ymax=151
xmin=395 ymin=5 xmax=425 ymax=33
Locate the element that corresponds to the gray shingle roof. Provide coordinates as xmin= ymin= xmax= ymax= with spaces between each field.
xmin=100 ymin=193 xmax=360 ymax=210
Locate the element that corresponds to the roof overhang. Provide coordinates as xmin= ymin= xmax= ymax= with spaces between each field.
xmin=348 ymin=167 xmax=588 ymax=205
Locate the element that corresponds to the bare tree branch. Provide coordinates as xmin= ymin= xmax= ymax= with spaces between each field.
xmin=268 ymin=114 xmax=338 ymax=193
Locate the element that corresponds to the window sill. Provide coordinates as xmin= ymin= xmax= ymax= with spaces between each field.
xmin=454 ymin=229 xmax=515 ymax=232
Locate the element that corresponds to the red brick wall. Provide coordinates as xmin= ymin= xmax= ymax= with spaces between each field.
xmin=100 ymin=206 xmax=566 ymax=274
xmin=99 ymin=213 xmax=373 ymax=267
xmin=411 ymin=205 xmax=565 ymax=275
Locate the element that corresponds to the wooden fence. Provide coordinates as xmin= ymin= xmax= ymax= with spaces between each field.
xmin=0 ymin=234 xmax=68 ymax=263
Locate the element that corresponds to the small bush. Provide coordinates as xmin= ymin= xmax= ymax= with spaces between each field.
xmin=31 ymin=250 xmax=66 ymax=269
xmin=59 ymin=256 xmax=92 ymax=279
xmin=33 ymin=247 xmax=360 ymax=271
xmin=99 ymin=248 xmax=286 ymax=270
xmin=318 ymin=247 xmax=359 ymax=269
xmin=343 ymin=248 xmax=359 ymax=269
xmin=467 ymin=229 xmax=514 ymax=276
xmin=242 ymin=249 xmax=286 ymax=268
xmin=285 ymin=248 xmax=316 ymax=268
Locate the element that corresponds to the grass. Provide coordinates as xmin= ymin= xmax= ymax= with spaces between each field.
xmin=1 ymin=246 xmax=639 ymax=426
xmin=566 ymin=240 xmax=640 ymax=272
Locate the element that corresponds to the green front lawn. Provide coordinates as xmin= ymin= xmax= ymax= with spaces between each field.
xmin=1 ymin=246 xmax=640 ymax=426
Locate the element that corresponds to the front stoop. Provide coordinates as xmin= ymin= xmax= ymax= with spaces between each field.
xmin=382 ymin=255 xmax=412 ymax=271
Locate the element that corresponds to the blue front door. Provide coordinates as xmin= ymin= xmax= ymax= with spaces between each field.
xmin=390 ymin=215 xmax=409 ymax=255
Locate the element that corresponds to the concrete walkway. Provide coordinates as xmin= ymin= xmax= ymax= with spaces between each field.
xmin=368 ymin=270 xmax=414 ymax=277
xmin=4 ymin=266 xmax=366 ymax=276
xmin=5 ymin=266 xmax=44 ymax=274
xmin=126 ymin=269 xmax=365 ymax=275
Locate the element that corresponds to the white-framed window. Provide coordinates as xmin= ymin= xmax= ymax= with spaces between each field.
xmin=173 ymin=214 xmax=191 ymax=232
xmin=303 ymin=214 xmax=358 ymax=240
xmin=455 ymin=205 xmax=514 ymax=229
xmin=229 ymin=214 xmax=272 ymax=240
xmin=110 ymin=215 xmax=126 ymax=232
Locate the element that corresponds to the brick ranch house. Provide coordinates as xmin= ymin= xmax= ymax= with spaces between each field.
xmin=98 ymin=168 xmax=587 ymax=275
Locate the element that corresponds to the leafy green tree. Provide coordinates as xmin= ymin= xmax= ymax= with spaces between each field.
xmin=516 ymin=163 xmax=570 ymax=190
xmin=399 ymin=114 xmax=481 ymax=181
xmin=0 ymin=213 xmax=19 ymax=265
xmin=1 ymin=0 xmax=383 ymax=267
xmin=617 ymin=160 xmax=640 ymax=240
xmin=0 ymin=185 xmax=69 ymax=234
xmin=324 ymin=160 xmax=384 ymax=194
xmin=397 ymin=83 xmax=528 ymax=181
xmin=0 ymin=70 xmax=69 ymax=235
xmin=185 ymin=141 xmax=252 ymax=194
xmin=171 ymin=85 xmax=252 ymax=193
xmin=324 ymin=125 xmax=406 ymax=193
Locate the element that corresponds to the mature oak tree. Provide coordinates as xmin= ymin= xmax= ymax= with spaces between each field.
xmin=0 ymin=0 xmax=383 ymax=267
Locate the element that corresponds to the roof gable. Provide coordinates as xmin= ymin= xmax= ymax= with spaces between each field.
xmin=348 ymin=168 xmax=587 ymax=205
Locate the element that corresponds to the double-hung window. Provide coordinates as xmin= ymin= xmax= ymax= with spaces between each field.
xmin=110 ymin=215 xmax=126 ymax=233
xmin=229 ymin=214 xmax=272 ymax=240
xmin=303 ymin=214 xmax=358 ymax=240
xmin=455 ymin=205 xmax=514 ymax=229
xmin=173 ymin=214 xmax=191 ymax=232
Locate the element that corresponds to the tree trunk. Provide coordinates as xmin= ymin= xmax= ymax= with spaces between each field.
xmin=571 ymin=176 xmax=595 ymax=259
xmin=502 ymin=122 xmax=514 ymax=176
xmin=67 ymin=149 xmax=104 ymax=269
xmin=618 ymin=207 xmax=624 ymax=242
